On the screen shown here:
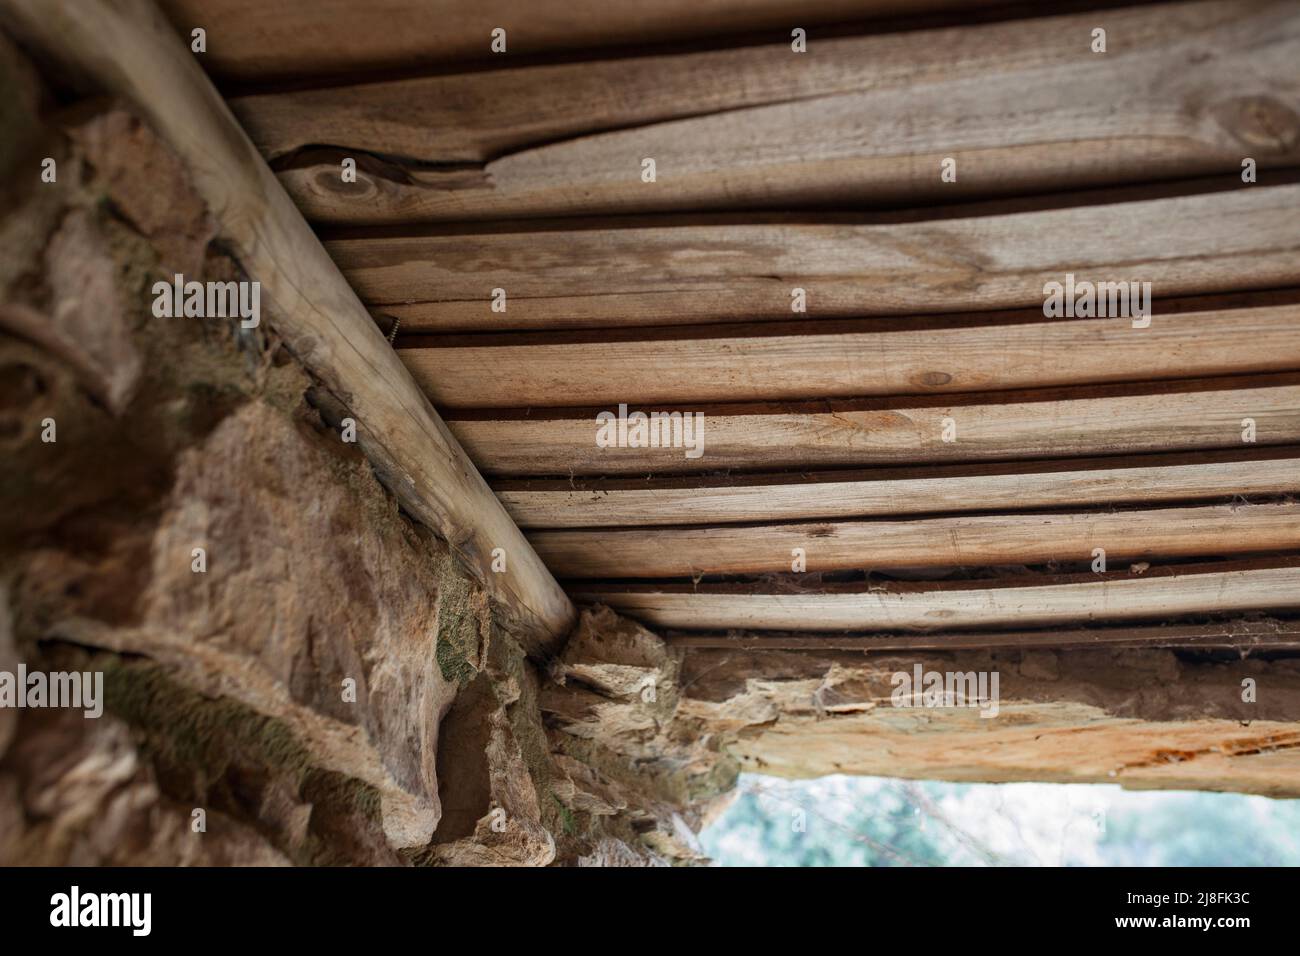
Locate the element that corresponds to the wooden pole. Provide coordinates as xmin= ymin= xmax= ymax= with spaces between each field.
xmin=0 ymin=0 xmax=575 ymax=654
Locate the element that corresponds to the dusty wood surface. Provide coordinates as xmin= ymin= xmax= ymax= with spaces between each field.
xmin=237 ymin=1 xmax=1300 ymax=224
xmin=663 ymin=618 xmax=1300 ymax=652
xmin=234 ymin=0 xmax=1278 ymax=163
xmin=448 ymin=380 xmax=1300 ymax=475
xmin=329 ymin=184 xmax=1300 ymax=331
xmin=532 ymin=501 xmax=1300 ymax=578
xmin=495 ymin=449 xmax=1300 ymax=528
xmin=398 ymin=304 xmax=1300 ymax=408
xmin=573 ymin=559 xmax=1300 ymax=631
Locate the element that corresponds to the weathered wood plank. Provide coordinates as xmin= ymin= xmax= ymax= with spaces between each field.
xmin=249 ymin=0 xmax=1300 ymax=224
xmin=573 ymin=560 xmax=1300 ymax=631
xmin=399 ymin=304 xmax=1300 ymax=408
xmin=160 ymin=0 xmax=997 ymax=84
xmin=449 ymin=382 xmax=1300 ymax=476
xmin=663 ymin=619 xmax=1300 ymax=652
xmin=532 ymin=501 xmax=1300 ymax=578
xmin=496 ymin=450 xmax=1300 ymax=528
xmin=235 ymin=0 xmax=1264 ymax=164
xmin=0 ymin=0 xmax=575 ymax=653
xmin=330 ymin=184 xmax=1300 ymax=330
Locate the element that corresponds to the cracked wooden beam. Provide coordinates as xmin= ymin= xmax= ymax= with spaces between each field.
xmin=228 ymin=0 xmax=1300 ymax=226
xmin=532 ymin=501 xmax=1300 ymax=579
xmin=574 ymin=558 xmax=1300 ymax=632
xmin=662 ymin=618 xmax=1300 ymax=653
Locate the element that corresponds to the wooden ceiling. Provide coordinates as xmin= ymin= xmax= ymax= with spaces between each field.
xmin=167 ymin=0 xmax=1300 ymax=640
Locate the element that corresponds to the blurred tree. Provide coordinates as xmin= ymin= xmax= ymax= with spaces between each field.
xmin=702 ymin=775 xmax=1300 ymax=867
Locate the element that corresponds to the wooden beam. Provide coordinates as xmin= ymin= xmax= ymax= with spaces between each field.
xmin=243 ymin=0 xmax=1300 ymax=224
xmin=448 ymin=381 xmax=1300 ymax=476
xmin=158 ymin=0 xmax=1002 ymax=85
xmin=532 ymin=501 xmax=1300 ymax=578
xmin=496 ymin=449 xmax=1300 ymax=528
xmin=0 ymin=0 xmax=574 ymax=653
xmin=399 ymin=304 xmax=1300 ymax=408
xmin=328 ymin=183 xmax=1300 ymax=330
xmin=572 ymin=559 xmax=1300 ymax=631
xmin=663 ymin=618 xmax=1300 ymax=652
xmin=235 ymin=0 xmax=1266 ymax=164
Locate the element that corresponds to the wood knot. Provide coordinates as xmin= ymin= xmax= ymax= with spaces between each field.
xmin=914 ymin=370 xmax=953 ymax=388
xmin=1211 ymin=95 xmax=1300 ymax=153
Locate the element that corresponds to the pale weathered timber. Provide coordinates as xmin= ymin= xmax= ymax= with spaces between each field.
xmin=495 ymin=449 xmax=1300 ymax=528
xmin=235 ymin=0 xmax=1276 ymax=163
xmin=399 ymin=304 xmax=1300 ymax=408
xmin=448 ymin=381 xmax=1300 ymax=476
xmin=662 ymin=618 xmax=1300 ymax=652
xmin=244 ymin=1 xmax=1300 ymax=225
xmin=0 ymin=0 xmax=574 ymax=652
xmin=159 ymin=0 xmax=1000 ymax=84
xmin=572 ymin=559 xmax=1300 ymax=631
xmin=330 ymin=184 xmax=1300 ymax=331
xmin=674 ymin=638 xmax=1300 ymax=795
xmin=531 ymin=501 xmax=1300 ymax=578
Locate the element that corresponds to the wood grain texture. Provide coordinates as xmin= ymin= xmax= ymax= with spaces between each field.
xmin=249 ymin=0 xmax=1300 ymax=224
xmin=572 ymin=560 xmax=1300 ymax=631
xmin=160 ymin=0 xmax=997 ymax=84
xmin=496 ymin=451 xmax=1300 ymax=528
xmin=663 ymin=619 xmax=1300 ymax=652
xmin=21 ymin=0 xmax=1296 ymax=648
xmin=399 ymin=304 xmax=1300 ymax=408
xmin=449 ymin=383 xmax=1300 ymax=476
xmin=531 ymin=501 xmax=1300 ymax=578
xmin=235 ymin=1 xmax=1262 ymax=163
xmin=330 ymin=185 xmax=1300 ymax=331
xmin=0 ymin=0 xmax=574 ymax=653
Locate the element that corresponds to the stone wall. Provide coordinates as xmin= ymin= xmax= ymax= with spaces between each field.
xmin=0 ymin=49 xmax=714 ymax=864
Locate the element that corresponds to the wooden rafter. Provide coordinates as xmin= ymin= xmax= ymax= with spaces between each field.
xmin=0 ymin=0 xmax=574 ymax=653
